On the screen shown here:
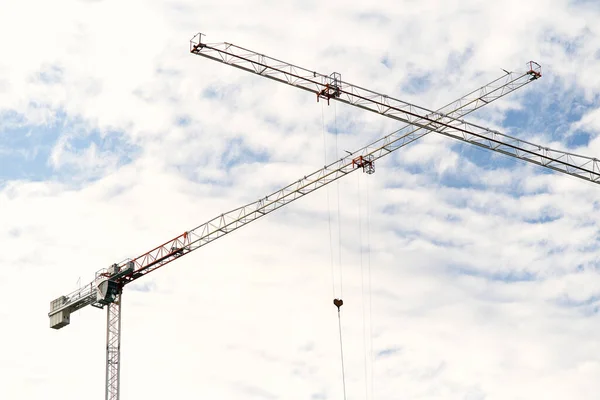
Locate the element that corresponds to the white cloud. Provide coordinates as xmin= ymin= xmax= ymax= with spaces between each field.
xmin=2 ymin=0 xmax=600 ymax=399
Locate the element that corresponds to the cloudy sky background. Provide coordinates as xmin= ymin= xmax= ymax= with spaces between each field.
xmin=2 ymin=0 xmax=600 ymax=399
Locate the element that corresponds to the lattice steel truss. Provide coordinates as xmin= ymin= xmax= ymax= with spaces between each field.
xmin=115 ymin=55 xmax=544 ymax=285
xmin=189 ymin=34 xmax=600 ymax=183
xmin=105 ymin=293 xmax=122 ymax=400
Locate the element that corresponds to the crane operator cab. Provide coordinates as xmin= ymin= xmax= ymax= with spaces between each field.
xmin=95 ymin=278 xmax=120 ymax=306
xmin=94 ymin=261 xmax=135 ymax=306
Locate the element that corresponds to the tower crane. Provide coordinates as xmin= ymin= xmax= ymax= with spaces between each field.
xmin=48 ymin=33 xmax=596 ymax=400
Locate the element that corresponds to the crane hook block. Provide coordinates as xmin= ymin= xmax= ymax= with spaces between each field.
xmin=333 ymin=298 xmax=343 ymax=310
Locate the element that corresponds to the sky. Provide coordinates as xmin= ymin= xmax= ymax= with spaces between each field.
xmin=1 ymin=0 xmax=600 ymax=399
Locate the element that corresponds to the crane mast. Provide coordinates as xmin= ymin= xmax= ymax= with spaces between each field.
xmin=49 ymin=32 xmax=600 ymax=400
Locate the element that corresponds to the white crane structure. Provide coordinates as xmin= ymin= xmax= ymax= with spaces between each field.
xmin=189 ymin=35 xmax=600 ymax=182
xmin=48 ymin=32 xmax=600 ymax=400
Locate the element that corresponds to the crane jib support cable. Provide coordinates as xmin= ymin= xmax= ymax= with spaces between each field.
xmin=190 ymin=34 xmax=600 ymax=184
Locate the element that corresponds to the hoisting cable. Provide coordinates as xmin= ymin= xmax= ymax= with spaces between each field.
xmin=322 ymin=102 xmax=336 ymax=298
xmin=334 ymin=101 xmax=344 ymax=298
xmin=358 ymin=172 xmax=369 ymax=400
xmin=366 ymin=174 xmax=375 ymax=399
xmin=331 ymin=101 xmax=346 ymax=400
xmin=334 ymin=298 xmax=347 ymax=400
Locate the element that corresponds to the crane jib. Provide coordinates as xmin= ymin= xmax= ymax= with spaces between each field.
xmin=190 ymin=37 xmax=600 ymax=184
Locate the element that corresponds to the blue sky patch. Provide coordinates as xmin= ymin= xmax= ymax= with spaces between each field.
xmin=446 ymin=264 xmax=537 ymax=283
xmin=176 ymin=115 xmax=192 ymax=127
xmin=220 ymin=137 xmax=269 ymax=171
xmin=0 ymin=110 xmax=138 ymax=184
xmin=201 ymin=83 xmax=242 ymax=103
xmin=380 ymin=54 xmax=392 ymax=69
xmin=523 ymin=207 xmax=562 ymax=224
xmin=555 ymin=294 xmax=600 ymax=308
xmin=401 ymin=72 xmax=432 ymax=95
xmin=447 ymin=140 xmax=554 ymax=181
xmin=546 ymin=28 xmax=591 ymax=57
xmin=376 ymin=347 xmax=401 ymax=359
xmin=324 ymin=117 xmax=365 ymax=136
xmin=202 ymin=86 xmax=220 ymax=100
xmin=37 ymin=64 xmax=64 ymax=85
xmin=504 ymin=88 xmax=593 ymax=144
xmin=553 ymin=293 xmax=600 ymax=316
xmin=0 ymin=111 xmax=62 ymax=181
xmin=566 ymin=131 xmax=590 ymax=147
xmin=446 ymin=47 xmax=474 ymax=73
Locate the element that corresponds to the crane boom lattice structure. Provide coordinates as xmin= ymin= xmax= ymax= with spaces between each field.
xmin=48 ymin=52 xmax=536 ymax=331
xmin=189 ymin=35 xmax=600 ymax=183
xmin=49 ymin=32 xmax=599 ymax=400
